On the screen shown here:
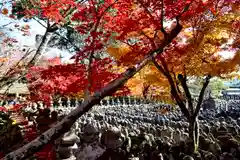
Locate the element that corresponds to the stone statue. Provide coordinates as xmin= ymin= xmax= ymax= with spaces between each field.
xmin=74 ymin=124 xmax=105 ymax=160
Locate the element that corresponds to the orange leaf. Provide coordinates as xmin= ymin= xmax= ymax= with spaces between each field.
xmin=1 ymin=8 xmax=9 ymax=15
xmin=0 ymin=57 xmax=9 ymax=62
xmin=107 ymin=45 xmax=131 ymax=60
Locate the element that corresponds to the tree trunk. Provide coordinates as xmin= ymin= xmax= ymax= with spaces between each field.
xmin=84 ymin=53 xmax=93 ymax=100
xmin=188 ymin=75 xmax=211 ymax=154
xmin=188 ymin=116 xmax=199 ymax=154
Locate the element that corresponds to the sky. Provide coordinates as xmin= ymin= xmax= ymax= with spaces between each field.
xmin=0 ymin=1 xmax=73 ymax=62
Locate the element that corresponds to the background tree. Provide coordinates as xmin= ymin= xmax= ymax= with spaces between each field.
xmin=0 ymin=0 xmax=78 ymax=91
xmin=188 ymin=77 xmax=228 ymax=99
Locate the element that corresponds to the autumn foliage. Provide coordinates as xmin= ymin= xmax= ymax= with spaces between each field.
xmin=105 ymin=0 xmax=240 ymax=101
xmin=26 ymin=58 xmax=130 ymax=104
xmin=11 ymin=0 xmax=76 ymax=22
xmin=20 ymin=0 xmax=240 ymax=103
xmin=1 ymin=0 xmax=240 ymax=159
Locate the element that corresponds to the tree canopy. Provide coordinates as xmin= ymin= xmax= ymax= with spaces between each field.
xmin=106 ymin=0 xmax=240 ymax=102
xmin=1 ymin=0 xmax=240 ymax=159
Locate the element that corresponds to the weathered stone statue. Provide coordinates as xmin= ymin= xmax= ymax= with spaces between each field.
xmin=97 ymin=127 xmax=128 ymax=160
xmin=202 ymin=95 xmax=216 ymax=110
xmin=74 ymin=124 xmax=105 ymax=160
xmin=55 ymin=131 xmax=80 ymax=160
xmin=100 ymin=127 xmax=125 ymax=149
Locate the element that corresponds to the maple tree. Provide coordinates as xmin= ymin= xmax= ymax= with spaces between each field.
xmin=187 ymin=77 xmax=228 ymax=98
xmin=0 ymin=34 xmax=37 ymax=90
xmin=107 ymin=0 xmax=240 ymax=153
xmin=2 ymin=0 xmax=240 ymax=159
xmin=0 ymin=0 xmax=80 ymax=92
xmin=0 ymin=4 xmax=30 ymax=90
xmin=26 ymin=58 xmax=130 ymax=105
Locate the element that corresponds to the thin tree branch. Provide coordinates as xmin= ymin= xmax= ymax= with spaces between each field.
xmin=0 ymin=0 xmax=98 ymax=91
xmin=193 ymin=75 xmax=211 ymax=119
xmin=178 ymin=74 xmax=194 ymax=113
xmin=0 ymin=49 xmax=34 ymax=87
xmin=0 ymin=25 xmax=55 ymax=90
xmin=3 ymin=75 xmax=25 ymax=95
xmin=164 ymin=0 xmax=193 ymax=42
xmin=32 ymin=17 xmax=47 ymax=28
xmin=171 ymin=71 xmax=181 ymax=93
xmin=53 ymin=31 xmax=81 ymax=51
xmin=0 ymin=22 xmax=14 ymax=29
xmin=152 ymin=58 xmax=167 ymax=76
xmin=152 ymin=58 xmax=190 ymax=119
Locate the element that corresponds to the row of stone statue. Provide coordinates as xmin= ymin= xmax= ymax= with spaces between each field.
xmin=31 ymin=97 xmax=152 ymax=108
xmin=220 ymin=95 xmax=240 ymax=100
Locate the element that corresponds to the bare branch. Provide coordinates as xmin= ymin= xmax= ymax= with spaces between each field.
xmin=178 ymin=74 xmax=194 ymax=113
xmin=152 ymin=58 xmax=190 ymax=119
xmin=32 ymin=17 xmax=47 ymax=28
xmin=0 ymin=22 xmax=14 ymax=29
xmin=0 ymin=49 xmax=35 ymax=87
xmin=152 ymin=58 xmax=167 ymax=77
xmin=193 ymin=75 xmax=211 ymax=119
xmin=53 ymin=31 xmax=81 ymax=51
xmin=3 ymin=75 xmax=25 ymax=95
xmin=0 ymin=26 xmax=54 ymax=90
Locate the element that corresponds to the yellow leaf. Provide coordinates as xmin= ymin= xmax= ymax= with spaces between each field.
xmin=1 ymin=8 xmax=8 ymax=15
xmin=107 ymin=44 xmax=131 ymax=60
xmin=12 ymin=120 xmax=17 ymax=125
xmin=131 ymin=3 xmax=138 ymax=9
xmin=142 ymin=28 xmax=155 ymax=38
